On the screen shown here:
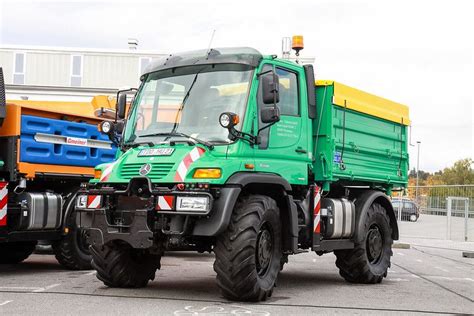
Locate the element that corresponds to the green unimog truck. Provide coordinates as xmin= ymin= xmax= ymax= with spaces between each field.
xmin=77 ymin=46 xmax=409 ymax=301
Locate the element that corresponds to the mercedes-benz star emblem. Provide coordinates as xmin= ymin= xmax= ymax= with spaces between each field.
xmin=139 ymin=163 xmax=152 ymax=176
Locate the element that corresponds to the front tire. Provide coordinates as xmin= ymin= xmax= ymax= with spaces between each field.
xmin=214 ymin=195 xmax=281 ymax=301
xmin=0 ymin=241 xmax=37 ymax=264
xmin=335 ymin=203 xmax=393 ymax=284
xmin=90 ymin=241 xmax=160 ymax=288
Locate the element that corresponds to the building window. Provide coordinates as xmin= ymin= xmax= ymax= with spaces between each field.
xmin=139 ymin=57 xmax=152 ymax=75
xmin=13 ymin=52 xmax=26 ymax=84
xmin=70 ymin=55 xmax=83 ymax=87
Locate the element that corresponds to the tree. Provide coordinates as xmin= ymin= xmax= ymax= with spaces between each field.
xmin=408 ymin=168 xmax=430 ymax=181
xmin=439 ymin=158 xmax=474 ymax=185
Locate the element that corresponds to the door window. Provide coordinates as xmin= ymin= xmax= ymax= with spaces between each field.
xmin=275 ymin=68 xmax=299 ymax=116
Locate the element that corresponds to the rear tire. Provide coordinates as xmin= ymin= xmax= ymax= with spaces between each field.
xmin=52 ymin=226 xmax=91 ymax=270
xmin=0 ymin=241 xmax=37 ymax=264
xmin=335 ymin=203 xmax=393 ymax=284
xmin=214 ymin=195 xmax=281 ymax=301
xmin=53 ymin=190 xmax=92 ymax=270
xmin=90 ymin=241 xmax=160 ymax=288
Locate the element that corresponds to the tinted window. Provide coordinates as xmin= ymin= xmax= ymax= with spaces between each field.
xmin=275 ymin=68 xmax=299 ymax=116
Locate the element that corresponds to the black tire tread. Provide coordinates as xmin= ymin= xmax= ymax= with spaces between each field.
xmin=335 ymin=203 xmax=393 ymax=284
xmin=52 ymin=232 xmax=91 ymax=270
xmin=90 ymin=241 xmax=160 ymax=288
xmin=53 ymin=189 xmax=92 ymax=270
xmin=213 ymin=195 xmax=281 ymax=301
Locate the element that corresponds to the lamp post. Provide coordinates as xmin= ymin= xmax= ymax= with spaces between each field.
xmin=415 ymin=141 xmax=421 ymax=204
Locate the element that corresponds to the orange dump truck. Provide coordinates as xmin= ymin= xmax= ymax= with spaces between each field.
xmin=0 ymin=67 xmax=117 ymax=269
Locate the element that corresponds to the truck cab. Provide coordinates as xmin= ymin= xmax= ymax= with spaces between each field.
xmin=78 ymin=46 xmax=409 ymax=301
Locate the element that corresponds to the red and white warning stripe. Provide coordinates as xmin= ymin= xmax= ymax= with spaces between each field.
xmin=313 ymin=186 xmax=321 ymax=233
xmin=100 ymin=161 xmax=117 ymax=182
xmin=156 ymin=195 xmax=175 ymax=211
xmin=0 ymin=182 xmax=8 ymax=227
xmin=87 ymin=195 xmax=102 ymax=209
xmin=174 ymin=147 xmax=205 ymax=182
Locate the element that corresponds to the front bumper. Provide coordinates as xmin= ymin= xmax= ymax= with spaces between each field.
xmin=76 ymin=177 xmax=240 ymax=248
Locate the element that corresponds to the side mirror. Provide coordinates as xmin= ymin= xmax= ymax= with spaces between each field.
xmin=0 ymin=67 xmax=6 ymax=128
xmin=115 ymin=120 xmax=125 ymax=134
xmin=261 ymin=106 xmax=280 ymax=124
xmin=116 ymin=92 xmax=127 ymax=119
xmin=261 ymin=72 xmax=280 ymax=105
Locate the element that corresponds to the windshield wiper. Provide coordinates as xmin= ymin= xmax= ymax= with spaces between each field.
xmin=122 ymin=140 xmax=155 ymax=149
xmin=169 ymin=69 xmax=202 ymax=137
xmin=139 ymin=132 xmax=214 ymax=150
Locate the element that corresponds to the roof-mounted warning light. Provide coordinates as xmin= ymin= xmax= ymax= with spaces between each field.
xmin=291 ymin=35 xmax=304 ymax=56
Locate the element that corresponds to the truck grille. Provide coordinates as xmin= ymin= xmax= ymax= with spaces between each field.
xmin=119 ymin=162 xmax=175 ymax=180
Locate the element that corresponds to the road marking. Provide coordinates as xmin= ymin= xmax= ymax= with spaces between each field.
xmin=0 ymin=301 xmax=13 ymax=306
xmin=0 ymin=286 xmax=42 ymax=291
xmin=434 ymin=266 xmax=449 ymax=273
xmin=388 ymin=278 xmax=409 ymax=282
xmin=397 ymin=252 xmax=405 ymax=256
xmin=174 ymin=305 xmax=270 ymax=315
xmin=439 ymin=277 xmax=453 ymax=281
xmin=416 ymin=259 xmax=423 ymax=263
xmin=464 ymin=278 xmax=474 ymax=282
xmin=410 ymin=274 xmax=420 ymax=279
xmin=312 ymin=259 xmax=316 ymax=263
xmin=33 ymin=284 xmax=60 ymax=292
xmin=85 ymin=271 xmax=96 ymax=275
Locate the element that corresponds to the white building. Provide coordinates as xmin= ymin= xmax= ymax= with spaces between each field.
xmin=0 ymin=45 xmax=166 ymax=101
xmin=0 ymin=45 xmax=314 ymax=102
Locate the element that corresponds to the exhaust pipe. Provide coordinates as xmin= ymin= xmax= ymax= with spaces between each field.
xmin=0 ymin=68 xmax=5 ymax=127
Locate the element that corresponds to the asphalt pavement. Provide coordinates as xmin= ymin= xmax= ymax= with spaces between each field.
xmin=0 ymin=238 xmax=473 ymax=315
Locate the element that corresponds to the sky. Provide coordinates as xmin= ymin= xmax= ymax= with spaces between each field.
xmin=0 ymin=0 xmax=472 ymax=172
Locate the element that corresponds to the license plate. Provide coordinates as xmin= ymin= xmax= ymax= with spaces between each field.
xmin=117 ymin=196 xmax=151 ymax=210
xmin=138 ymin=148 xmax=175 ymax=157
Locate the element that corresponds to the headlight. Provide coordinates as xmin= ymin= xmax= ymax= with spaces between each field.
xmin=76 ymin=195 xmax=88 ymax=209
xmin=193 ymin=168 xmax=221 ymax=179
xmin=219 ymin=113 xmax=231 ymax=128
xmin=176 ymin=196 xmax=209 ymax=213
xmin=100 ymin=121 xmax=112 ymax=133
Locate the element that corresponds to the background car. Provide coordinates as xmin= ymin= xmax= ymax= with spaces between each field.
xmin=392 ymin=198 xmax=420 ymax=222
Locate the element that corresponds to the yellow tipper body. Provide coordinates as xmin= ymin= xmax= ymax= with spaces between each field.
xmin=316 ymin=80 xmax=410 ymax=125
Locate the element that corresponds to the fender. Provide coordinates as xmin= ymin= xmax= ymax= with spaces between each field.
xmin=353 ymin=190 xmax=399 ymax=241
xmin=62 ymin=189 xmax=79 ymax=232
xmin=193 ymin=172 xmax=298 ymax=250
xmin=226 ymin=172 xmax=292 ymax=191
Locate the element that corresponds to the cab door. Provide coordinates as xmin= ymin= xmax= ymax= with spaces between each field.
xmin=253 ymin=63 xmax=311 ymax=185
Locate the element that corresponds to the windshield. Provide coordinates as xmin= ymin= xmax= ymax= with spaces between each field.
xmin=124 ymin=64 xmax=253 ymax=145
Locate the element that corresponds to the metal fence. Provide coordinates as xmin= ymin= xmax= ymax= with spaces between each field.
xmin=392 ymin=185 xmax=473 ymax=241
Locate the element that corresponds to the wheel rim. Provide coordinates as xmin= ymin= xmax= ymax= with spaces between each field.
xmin=366 ymin=224 xmax=383 ymax=264
xmin=256 ymin=223 xmax=273 ymax=276
xmin=76 ymin=228 xmax=90 ymax=254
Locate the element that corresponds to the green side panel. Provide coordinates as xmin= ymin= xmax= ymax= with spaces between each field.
xmin=313 ymin=84 xmax=408 ymax=189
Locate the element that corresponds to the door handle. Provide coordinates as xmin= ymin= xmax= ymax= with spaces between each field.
xmin=295 ymin=147 xmax=307 ymax=154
